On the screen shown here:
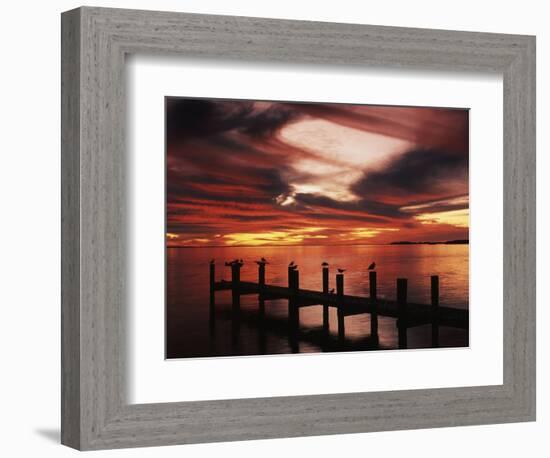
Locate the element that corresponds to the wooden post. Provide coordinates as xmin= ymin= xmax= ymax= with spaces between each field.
xmin=431 ymin=275 xmax=440 ymax=347
xmin=288 ymin=266 xmax=294 ymax=289
xmin=209 ymin=262 xmax=216 ymax=331
xmin=336 ymin=273 xmax=345 ymax=345
xmin=287 ymin=267 xmax=299 ymax=350
xmin=292 ymin=269 xmax=300 ymax=290
xmin=231 ymin=263 xmax=241 ymax=314
xmin=322 ymin=266 xmax=329 ymax=335
xmin=258 ymin=265 xmax=267 ymax=353
xmin=290 ymin=269 xmax=300 ymax=332
xmin=288 ymin=267 xmax=295 ymax=329
xmin=258 ymin=263 xmax=266 ymax=317
xmin=397 ymin=278 xmax=408 ymax=349
xmin=209 ymin=262 xmax=215 ymax=311
xmin=369 ymin=271 xmax=378 ymax=344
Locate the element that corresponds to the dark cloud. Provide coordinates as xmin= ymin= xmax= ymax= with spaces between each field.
xmin=166 ymin=98 xmax=300 ymax=145
xmin=293 ymin=193 xmax=404 ymax=220
xmin=352 ymin=148 xmax=468 ymax=200
xmin=167 ymin=165 xmax=292 ymax=205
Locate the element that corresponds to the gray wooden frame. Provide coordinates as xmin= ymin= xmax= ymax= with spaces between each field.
xmin=61 ymin=6 xmax=536 ymax=451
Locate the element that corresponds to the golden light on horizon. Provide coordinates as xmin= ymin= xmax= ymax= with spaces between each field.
xmin=415 ymin=209 xmax=469 ymax=228
xmin=348 ymin=227 xmax=400 ymax=240
xmin=224 ymin=227 xmax=328 ymax=246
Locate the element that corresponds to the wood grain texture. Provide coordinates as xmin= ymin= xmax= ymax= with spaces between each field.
xmin=61 ymin=6 xmax=536 ymax=450
xmin=60 ymin=7 xmax=81 ymax=449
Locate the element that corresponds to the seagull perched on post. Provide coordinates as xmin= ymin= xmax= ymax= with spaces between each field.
xmin=288 ymin=261 xmax=295 ymax=268
xmin=321 ymin=261 xmax=329 ymax=267
xmin=367 ymin=262 xmax=376 ymax=270
xmin=289 ymin=264 xmax=298 ymax=271
xmin=337 ymin=268 xmax=346 ymax=274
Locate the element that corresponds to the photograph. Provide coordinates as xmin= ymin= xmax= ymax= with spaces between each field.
xmin=165 ymin=98 xmax=470 ymax=359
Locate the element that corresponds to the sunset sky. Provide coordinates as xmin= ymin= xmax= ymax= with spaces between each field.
xmin=166 ymin=98 xmax=469 ymax=247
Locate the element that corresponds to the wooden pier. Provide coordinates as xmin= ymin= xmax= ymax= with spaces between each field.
xmin=210 ymin=261 xmax=468 ymax=349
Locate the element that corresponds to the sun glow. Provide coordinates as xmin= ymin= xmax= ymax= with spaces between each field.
xmin=348 ymin=227 xmax=399 ymax=240
xmin=224 ymin=227 xmax=328 ymax=246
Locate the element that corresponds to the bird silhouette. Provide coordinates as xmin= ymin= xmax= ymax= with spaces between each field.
xmin=288 ymin=261 xmax=295 ymax=267
xmin=289 ymin=264 xmax=298 ymax=270
xmin=337 ymin=268 xmax=346 ymax=273
xmin=329 ymin=288 xmax=335 ymax=294
xmin=321 ymin=261 xmax=329 ymax=267
xmin=368 ymin=262 xmax=376 ymax=270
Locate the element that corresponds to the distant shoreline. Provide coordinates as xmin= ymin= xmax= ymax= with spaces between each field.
xmin=390 ymin=239 xmax=469 ymax=245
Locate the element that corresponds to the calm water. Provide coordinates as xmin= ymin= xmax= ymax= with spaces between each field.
xmin=166 ymin=244 xmax=469 ymax=358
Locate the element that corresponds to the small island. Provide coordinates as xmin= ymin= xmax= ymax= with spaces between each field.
xmin=390 ymin=239 xmax=469 ymax=245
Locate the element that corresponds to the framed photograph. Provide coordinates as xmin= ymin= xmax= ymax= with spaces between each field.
xmin=164 ymin=96 xmax=469 ymax=359
xmin=61 ymin=6 xmax=535 ymax=450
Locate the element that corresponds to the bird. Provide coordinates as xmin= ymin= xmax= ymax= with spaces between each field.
xmin=337 ymin=268 xmax=346 ymax=273
xmin=368 ymin=262 xmax=376 ymax=270
xmin=329 ymin=288 xmax=335 ymax=294
xmin=288 ymin=261 xmax=295 ymax=267
xmin=321 ymin=261 xmax=329 ymax=267
xmin=289 ymin=264 xmax=298 ymax=270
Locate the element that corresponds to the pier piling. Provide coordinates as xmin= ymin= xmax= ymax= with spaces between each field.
xmin=397 ymin=278 xmax=408 ymax=349
xmin=209 ymin=262 xmax=215 ymax=311
xmin=322 ymin=266 xmax=330 ymax=335
xmin=369 ymin=271 xmax=379 ymax=344
xmin=258 ymin=262 xmax=266 ymax=317
xmin=231 ymin=263 xmax=241 ymax=314
xmin=336 ymin=273 xmax=345 ymax=344
xmin=209 ymin=262 xmax=216 ymax=330
xmin=287 ymin=268 xmax=300 ymax=334
xmin=431 ymin=275 xmax=440 ymax=347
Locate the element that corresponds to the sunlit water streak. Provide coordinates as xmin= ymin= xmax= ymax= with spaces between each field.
xmin=166 ymin=244 xmax=468 ymax=358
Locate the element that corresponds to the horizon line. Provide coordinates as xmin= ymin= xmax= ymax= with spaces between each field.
xmin=166 ymin=241 xmax=469 ymax=249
